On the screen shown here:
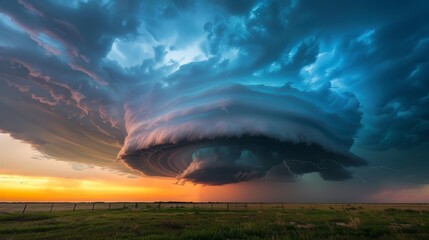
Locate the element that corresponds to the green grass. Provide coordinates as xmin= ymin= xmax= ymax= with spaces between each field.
xmin=0 ymin=207 xmax=428 ymax=240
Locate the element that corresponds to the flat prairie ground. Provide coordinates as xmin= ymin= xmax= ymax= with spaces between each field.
xmin=0 ymin=203 xmax=428 ymax=240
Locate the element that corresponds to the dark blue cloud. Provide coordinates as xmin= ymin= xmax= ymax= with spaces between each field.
xmin=0 ymin=0 xmax=428 ymax=185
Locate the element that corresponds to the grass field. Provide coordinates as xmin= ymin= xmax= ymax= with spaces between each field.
xmin=0 ymin=203 xmax=428 ymax=240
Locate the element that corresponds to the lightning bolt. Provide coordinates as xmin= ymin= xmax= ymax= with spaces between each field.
xmin=353 ymin=174 xmax=367 ymax=183
xmin=323 ymin=159 xmax=408 ymax=174
xmin=321 ymin=159 xmax=410 ymax=183
xmin=368 ymin=166 xmax=406 ymax=172
xmin=265 ymin=169 xmax=270 ymax=183
xmin=283 ymin=160 xmax=298 ymax=179
xmin=286 ymin=159 xmax=329 ymax=170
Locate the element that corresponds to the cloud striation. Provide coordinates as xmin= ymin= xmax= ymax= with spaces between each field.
xmin=0 ymin=0 xmax=428 ymax=185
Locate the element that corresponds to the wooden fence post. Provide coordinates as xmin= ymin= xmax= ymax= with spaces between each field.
xmin=73 ymin=203 xmax=77 ymax=212
xmin=92 ymin=203 xmax=95 ymax=211
xmin=50 ymin=203 xmax=54 ymax=213
xmin=22 ymin=204 xmax=27 ymax=214
xmin=123 ymin=203 xmax=126 ymax=209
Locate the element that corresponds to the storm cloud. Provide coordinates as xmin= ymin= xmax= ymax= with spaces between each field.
xmin=120 ymin=83 xmax=364 ymax=184
xmin=0 ymin=0 xmax=428 ymax=185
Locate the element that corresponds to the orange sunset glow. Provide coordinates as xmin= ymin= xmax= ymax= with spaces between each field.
xmin=0 ymin=133 xmax=200 ymax=202
xmin=0 ymin=174 xmax=198 ymax=202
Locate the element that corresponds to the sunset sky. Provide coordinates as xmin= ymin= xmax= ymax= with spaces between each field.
xmin=0 ymin=0 xmax=429 ymax=202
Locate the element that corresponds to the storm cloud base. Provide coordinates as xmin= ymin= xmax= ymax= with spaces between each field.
xmin=120 ymin=135 xmax=365 ymax=185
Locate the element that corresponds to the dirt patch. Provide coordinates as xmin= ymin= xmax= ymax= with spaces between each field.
xmin=334 ymin=218 xmax=360 ymax=229
xmin=335 ymin=222 xmax=348 ymax=227
xmin=389 ymin=223 xmax=413 ymax=229
xmin=288 ymin=222 xmax=315 ymax=229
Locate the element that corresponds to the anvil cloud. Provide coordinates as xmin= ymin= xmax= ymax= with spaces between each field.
xmin=0 ymin=0 xmax=428 ymax=186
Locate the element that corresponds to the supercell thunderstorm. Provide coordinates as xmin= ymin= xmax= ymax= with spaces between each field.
xmin=1 ymin=0 xmax=428 ymax=185
xmin=120 ymin=83 xmax=364 ymax=184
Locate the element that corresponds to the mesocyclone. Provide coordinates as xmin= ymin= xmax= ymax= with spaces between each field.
xmin=119 ymin=83 xmax=365 ymax=185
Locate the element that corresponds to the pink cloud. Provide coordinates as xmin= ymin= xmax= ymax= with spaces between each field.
xmin=371 ymin=185 xmax=429 ymax=203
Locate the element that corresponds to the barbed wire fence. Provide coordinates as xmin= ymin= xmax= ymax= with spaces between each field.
xmin=0 ymin=202 xmax=427 ymax=214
